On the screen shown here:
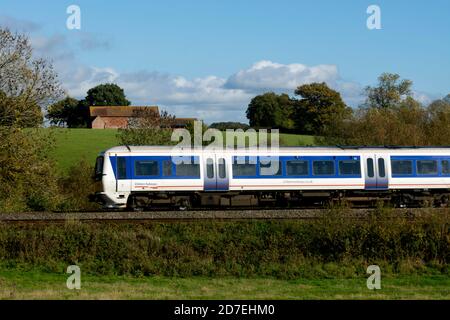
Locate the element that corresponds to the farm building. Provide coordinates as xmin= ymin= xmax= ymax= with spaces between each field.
xmin=89 ymin=106 xmax=196 ymax=129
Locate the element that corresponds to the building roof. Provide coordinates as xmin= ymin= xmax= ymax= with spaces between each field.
xmin=92 ymin=117 xmax=129 ymax=128
xmin=89 ymin=106 xmax=159 ymax=117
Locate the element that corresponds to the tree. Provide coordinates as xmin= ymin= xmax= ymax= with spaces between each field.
xmin=426 ymin=95 xmax=450 ymax=145
xmin=210 ymin=122 xmax=250 ymax=131
xmin=0 ymin=92 xmax=43 ymax=127
xmin=246 ymin=92 xmax=294 ymax=130
xmin=443 ymin=93 xmax=450 ymax=104
xmin=0 ymin=127 xmax=61 ymax=211
xmin=0 ymin=28 xmax=63 ymax=211
xmin=117 ymin=109 xmax=177 ymax=145
xmin=185 ymin=120 xmax=210 ymax=146
xmin=84 ymin=83 xmax=131 ymax=107
xmin=364 ymin=73 xmax=412 ymax=109
xmin=318 ymin=97 xmax=431 ymax=146
xmin=48 ymin=83 xmax=133 ymax=128
xmin=0 ymin=28 xmax=63 ymax=127
xmin=314 ymin=74 xmax=449 ymax=146
xmin=46 ymin=97 xmax=86 ymax=127
xmin=294 ymin=82 xmax=351 ymax=135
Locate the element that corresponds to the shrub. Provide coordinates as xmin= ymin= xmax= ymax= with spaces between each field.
xmin=0 ymin=207 xmax=447 ymax=278
xmin=0 ymin=127 xmax=61 ymax=212
xmin=58 ymin=159 xmax=101 ymax=211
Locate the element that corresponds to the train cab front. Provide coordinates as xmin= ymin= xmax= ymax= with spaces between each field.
xmin=89 ymin=153 xmax=126 ymax=210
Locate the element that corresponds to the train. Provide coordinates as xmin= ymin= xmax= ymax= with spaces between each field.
xmin=91 ymin=146 xmax=450 ymax=210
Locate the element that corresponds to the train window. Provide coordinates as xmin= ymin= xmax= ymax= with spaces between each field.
xmin=339 ymin=160 xmax=361 ymax=175
xmin=176 ymin=161 xmax=200 ymax=177
xmin=233 ymin=157 xmax=257 ymax=177
xmin=117 ymin=157 xmax=127 ymax=179
xmin=206 ymin=158 xmax=214 ymax=179
xmin=218 ymin=158 xmax=226 ymax=179
xmin=417 ymin=160 xmax=438 ymax=175
xmin=378 ymin=158 xmax=386 ymax=177
xmin=442 ymin=160 xmax=450 ymax=174
xmin=286 ymin=160 xmax=309 ymax=176
xmin=367 ymin=158 xmax=374 ymax=178
xmin=163 ymin=160 xmax=172 ymax=176
xmin=94 ymin=156 xmax=104 ymax=181
xmin=259 ymin=159 xmax=282 ymax=176
xmin=391 ymin=160 xmax=412 ymax=175
xmin=313 ymin=160 xmax=335 ymax=176
xmin=135 ymin=160 xmax=158 ymax=176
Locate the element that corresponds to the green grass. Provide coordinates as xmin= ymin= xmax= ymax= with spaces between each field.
xmin=0 ymin=270 xmax=448 ymax=299
xmin=279 ymin=133 xmax=315 ymax=146
xmin=45 ymin=128 xmax=314 ymax=172
xmin=48 ymin=128 xmax=120 ymax=172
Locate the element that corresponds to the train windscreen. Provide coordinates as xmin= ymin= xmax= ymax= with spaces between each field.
xmin=94 ymin=156 xmax=104 ymax=181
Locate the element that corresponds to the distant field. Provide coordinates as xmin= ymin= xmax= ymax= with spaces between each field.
xmin=45 ymin=128 xmax=314 ymax=172
xmin=0 ymin=270 xmax=448 ymax=299
xmin=279 ymin=133 xmax=315 ymax=146
xmin=48 ymin=128 xmax=120 ymax=172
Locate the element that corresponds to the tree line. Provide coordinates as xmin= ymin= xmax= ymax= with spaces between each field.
xmin=246 ymin=74 xmax=450 ymax=146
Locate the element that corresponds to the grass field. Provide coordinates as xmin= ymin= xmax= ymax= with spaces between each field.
xmin=48 ymin=128 xmax=120 ymax=172
xmin=47 ymin=128 xmax=314 ymax=172
xmin=0 ymin=270 xmax=448 ymax=299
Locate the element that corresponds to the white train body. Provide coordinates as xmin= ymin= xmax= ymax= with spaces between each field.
xmin=92 ymin=146 xmax=450 ymax=209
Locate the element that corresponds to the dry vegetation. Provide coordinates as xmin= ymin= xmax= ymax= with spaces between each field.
xmin=0 ymin=207 xmax=448 ymax=279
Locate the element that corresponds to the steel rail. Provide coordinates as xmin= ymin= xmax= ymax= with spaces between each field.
xmin=0 ymin=208 xmax=448 ymax=223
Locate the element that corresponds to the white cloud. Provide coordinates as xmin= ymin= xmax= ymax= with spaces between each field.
xmin=0 ymin=15 xmax=41 ymax=32
xmin=62 ymin=66 xmax=119 ymax=98
xmin=76 ymin=31 xmax=111 ymax=51
xmin=4 ymin=15 xmax=438 ymax=124
xmin=412 ymin=91 xmax=437 ymax=106
xmin=225 ymin=60 xmax=340 ymax=92
xmin=56 ymin=59 xmax=366 ymax=123
xmin=114 ymin=72 xmax=252 ymax=123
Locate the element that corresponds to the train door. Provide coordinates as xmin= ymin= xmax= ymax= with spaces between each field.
xmin=203 ymin=154 xmax=229 ymax=191
xmin=375 ymin=154 xmax=389 ymax=189
xmin=363 ymin=154 xmax=388 ymax=189
xmin=112 ymin=154 xmax=132 ymax=192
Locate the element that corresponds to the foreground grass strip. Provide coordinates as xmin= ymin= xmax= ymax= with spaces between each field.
xmin=0 ymin=271 xmax=449 ymax=300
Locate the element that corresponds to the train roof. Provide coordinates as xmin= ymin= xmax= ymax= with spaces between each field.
xmin=103 ymin=145 xmax=450 ymax=154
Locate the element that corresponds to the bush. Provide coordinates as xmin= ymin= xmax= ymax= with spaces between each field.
xmin=117 ymin=109 xmax=176 ymax=146
xmin=209 ymin=122 xmax=250 ymax=131
xmin=0 ymin=127 xmax=61 ymax=212
xmin=57 ymin=159 xmax=101 ymax=211
xmin=0 ymin=207 xmax=448 ymax=278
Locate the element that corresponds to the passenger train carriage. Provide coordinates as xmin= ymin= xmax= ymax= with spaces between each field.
xmin=91 ymin=146 xmax=450 ymax=209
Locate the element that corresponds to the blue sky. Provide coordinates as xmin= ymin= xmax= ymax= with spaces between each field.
xmin=1 ymin=0 xmax=449 ymax=123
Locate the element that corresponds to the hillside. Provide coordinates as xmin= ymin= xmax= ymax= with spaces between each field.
xmin=46 ymin=128 xmax=314 ymax=172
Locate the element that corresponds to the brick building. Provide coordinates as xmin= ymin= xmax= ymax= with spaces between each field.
xmin=90 ymin=106 xmax=196 ymax=129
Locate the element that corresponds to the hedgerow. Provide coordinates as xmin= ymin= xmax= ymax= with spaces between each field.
xmin=0 ymin=207 xmax=448 ymax=279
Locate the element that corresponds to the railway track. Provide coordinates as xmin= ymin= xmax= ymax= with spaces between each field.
xmin=0 ymin=208 xmax=448 ymax=223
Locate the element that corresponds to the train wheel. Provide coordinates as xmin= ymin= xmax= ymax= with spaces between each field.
xmin=126 ymin=194 xmax=146 ymax=212
xmin=177 ymin=198 xmax=191 ymax=211
xmin=437 ymin=194 xmax=449 ymax=207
